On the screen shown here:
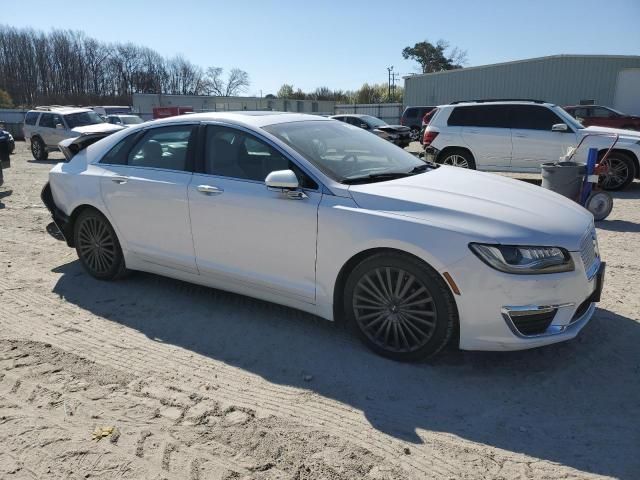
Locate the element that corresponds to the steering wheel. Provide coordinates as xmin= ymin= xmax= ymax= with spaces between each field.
xmin=342 ymin=153 xmax=359 ymax=163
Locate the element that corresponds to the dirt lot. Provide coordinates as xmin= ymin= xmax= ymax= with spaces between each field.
xmin=0 ymin=141 xmax=639 ymax=480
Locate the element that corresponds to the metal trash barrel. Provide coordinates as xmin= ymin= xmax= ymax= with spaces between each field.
xmin=541 ymin=161 xmax=586 ymax=200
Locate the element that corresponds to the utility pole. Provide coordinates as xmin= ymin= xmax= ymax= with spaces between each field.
xmin=391 ymin=72 xmax=400 ymax=99
xmin=387 ymin=66 xmax=393 ymax=101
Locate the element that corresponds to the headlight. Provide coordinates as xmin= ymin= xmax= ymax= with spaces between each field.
xmin=469 ymin=243 xmax=574 ymax=274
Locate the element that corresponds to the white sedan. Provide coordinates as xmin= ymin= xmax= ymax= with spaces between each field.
xmin=42 ymin=112 xmax=604 ymax=361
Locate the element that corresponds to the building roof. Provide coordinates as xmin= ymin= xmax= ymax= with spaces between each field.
xmin=404 ymin=54 xmax=640 ymax=79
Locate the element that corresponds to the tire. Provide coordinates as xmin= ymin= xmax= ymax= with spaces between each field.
xmin=409 ymin=127 xmax=420 ymax=142
xmin=598 ymin=152 xmax=635 ymax=191
xmin=344 ymin=252 xmax=457 ymax=361
xmin=439 ymin=149 xmax=476 ymax=169
xmin=73 ymin=209 xmax=127 ymax=280
xmin=585 ymin=191 xmax=613 ymax=221
xmin=31 ymin=136 xmax=48 ymax=161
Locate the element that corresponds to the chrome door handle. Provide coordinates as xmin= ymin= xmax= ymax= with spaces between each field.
xmin=111 ymin=176 xmax=128 ymax=184
xmin=197 ymin=185 xmax=224 ymax=195
xmin=286 ymin=190 xmax=308 ymax=200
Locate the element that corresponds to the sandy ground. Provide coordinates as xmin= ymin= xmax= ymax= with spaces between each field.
xmin=0 ymin=141 xmax=639 ymax=480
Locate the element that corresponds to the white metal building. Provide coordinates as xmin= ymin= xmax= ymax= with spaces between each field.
xmin=404 ymin=55 xmax=640 ymax=114
xmin=132 ymin=93 xmax=335 ymax=119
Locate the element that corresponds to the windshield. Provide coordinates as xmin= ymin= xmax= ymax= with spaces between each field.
xmin=122 ymin=116 xmax=143 ymax=125
xmin=553 ymin=106 xmax=584 ymax=130
xmin=65 ymin=111 xmax=105 ymax=128
xmin=263 ymin=120 xmax=426 ymax=183
xmin=361 ymin=115 xmax=387 ymax=128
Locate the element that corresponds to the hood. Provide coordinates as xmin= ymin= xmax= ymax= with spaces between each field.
xmin=583 ymin=125 xmax=640 ymax=139
xmin=71 ymin=123 xmax=124 ymax=135
xmin=348 ymin=166 xmax=593 ymax=250
xmin=59 ymin=130 xmax=120 ymax=160
xmin=375 ymin=125 xmax=410 ymax=133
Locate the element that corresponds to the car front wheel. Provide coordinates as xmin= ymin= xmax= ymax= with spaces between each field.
xmin=344 ymin=253 xmax=457 ymax=361
xmin=74 ymin=209 xmax=127 ymax=280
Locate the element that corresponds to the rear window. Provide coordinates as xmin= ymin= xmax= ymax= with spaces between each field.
xmin=448 ymin=105 xmax=510 ymax=128
xmin=404 ymin=108 xmax=418 ymax=119
xmin=25 ymin=111 xmax=39 ymax=125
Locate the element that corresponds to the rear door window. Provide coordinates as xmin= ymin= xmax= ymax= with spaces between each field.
xmin=127 ymin=125 xmax=196 ymax=171
xmin=448 ymin=105 xmax=510 ymax=128
xmin=509 ymin=105 xmax=563 ymax=130
xmin=39 ymin=113 xmax=55 ymax=128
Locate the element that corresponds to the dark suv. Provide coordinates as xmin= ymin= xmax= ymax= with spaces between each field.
xmin=400 ymin=106 xmax=435 ymax=140
xmin=564 ymin=105 xmax=640 ymax=131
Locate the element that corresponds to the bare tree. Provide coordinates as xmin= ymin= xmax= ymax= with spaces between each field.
xmin=224 ymin=68 xmax=249 ymax=96
xmin=0 ymin=25 xmax=250 ymax=106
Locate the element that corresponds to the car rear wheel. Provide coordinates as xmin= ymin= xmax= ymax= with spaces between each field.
xmin=440 ymin=149 xmax=476 ymax=169
xmin=344 ymin=253 xmax=456 ymax=361
xmin=598 ymin=152 xmax=635 ymax=191
xmin=74 ymin=209 xmax=127 ymax=280
xmin=31 ymin=137 xmax=48 ymax=161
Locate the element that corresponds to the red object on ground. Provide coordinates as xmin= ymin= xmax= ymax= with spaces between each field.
xmin=152 ymin=106 xmax=194 ymax=119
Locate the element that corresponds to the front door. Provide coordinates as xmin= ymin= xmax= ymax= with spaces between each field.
xmin=510 ymin=105 xmax=578 ymax=171
xmin=188 ymin=125 xmax=322 ymax=301
xmin=99 ymin=124 xmax=198 ymax=273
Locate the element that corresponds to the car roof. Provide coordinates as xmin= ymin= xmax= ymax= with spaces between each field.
xmin=331 ymin=114 xmax=368 ymax=118
xmin=30 ymin=107 xmax=94 ymax=115
xmin=150 ymin=111 xmax=331 ymax=128
xmin=564 ymin=105 xmax=607 ymax=109
xmin=443 ymin=100 xmax=556 ymax=108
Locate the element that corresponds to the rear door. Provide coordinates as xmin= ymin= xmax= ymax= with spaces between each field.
xmin=449 ymin=105 xmax=512 ymax=168
xmin=510 ymin=105 xmax=578 ymax=171
xmin=37 ymin=113 xmax=59 ymax=147
xmin=99 ymin=124 xmax=198 ymax=273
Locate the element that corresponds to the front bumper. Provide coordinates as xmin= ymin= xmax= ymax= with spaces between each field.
xmin=449 ymin=251 xmax=603 ymax=351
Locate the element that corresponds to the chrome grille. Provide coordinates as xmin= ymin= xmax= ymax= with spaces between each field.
xmin=580 ymin=227 xmax=599 ymax=279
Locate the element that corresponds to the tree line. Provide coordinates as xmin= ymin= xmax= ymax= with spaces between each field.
xmin=0 ymin=25 xmax=250 ymax=107
xmin=0 ymin=25 xmax=465 ymax=108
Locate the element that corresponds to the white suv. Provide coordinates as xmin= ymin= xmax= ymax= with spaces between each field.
xmin=23 ymin=107 xmax=123 ymax=161
xmin=423 ymin=100 xmax=640 ymax=190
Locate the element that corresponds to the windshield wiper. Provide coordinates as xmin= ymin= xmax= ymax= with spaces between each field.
xmin=342 ymin=171 xmax=414 ymax=185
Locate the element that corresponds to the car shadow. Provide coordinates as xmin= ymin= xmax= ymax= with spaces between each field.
xmin=596 ymin=219 xmax=640 ymax=232
xmin=51 ymin=261 xmax=640 ymax=479
xmin=27 ymin=158 xmax=63 ymax=165
xmin=0 ymin=189 xmax=12 ymax=209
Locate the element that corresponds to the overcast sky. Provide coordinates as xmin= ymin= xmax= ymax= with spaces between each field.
xmin=4 ymin=0 xmax=639 ymax=95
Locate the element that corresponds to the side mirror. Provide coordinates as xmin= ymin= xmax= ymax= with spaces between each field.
xmin=551 ymin=123 xmax=568 ymax=132
xmin=55 ymin=123 xmax=64 ymax=130
xmin=265 ymin=169 xmax=307 ymax=200
xmin=265 ymin=169 xmax=299 ymax=190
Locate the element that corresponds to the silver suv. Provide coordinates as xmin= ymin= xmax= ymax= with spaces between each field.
xmin=23 ymin=107 xmax=123 ymax=161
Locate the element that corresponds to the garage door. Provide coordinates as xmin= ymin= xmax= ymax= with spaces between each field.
xmin=614 ymin=69 xmax=640 ymax=115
